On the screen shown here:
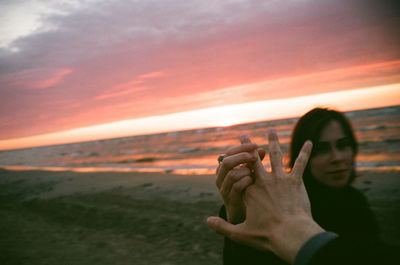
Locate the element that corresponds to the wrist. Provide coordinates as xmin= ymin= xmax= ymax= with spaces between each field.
xmin=270 ymin=215 xmax=324 ymax=264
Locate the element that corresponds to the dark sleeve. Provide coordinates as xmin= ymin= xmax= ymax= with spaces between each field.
xmin=296 ymin=233 xmax=394 ymax=265
xmin=219 ymin=205 xmax=245 ymax=265
xmin=219 ymin=205 xmax=288 ymax=265
xmin=294 ymin=232 xmax=339 ymax=265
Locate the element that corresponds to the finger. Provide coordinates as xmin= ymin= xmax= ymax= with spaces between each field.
xmin=207 ymin=217 xmax=249 ymax=247
xmin=257 ymin=148 xmax=266 ymax=161
xmin=240 ymin=134 xmax=265 ymax=182
xmin=268 ymin=128 xmax=283 ymax=175
xmin=292 ymin=140 xmax=313 ymax=178
xmin=220 ymin=168 xmax=252 ymax=197
xmin=239 ymin=134 xmax=266 ymax=166
xmin=230 ymin=175 xmax=253 ymax=197
xmin=206 ymin=216 xmax=239 ymax=238
xmin=216 ymin=152 xmax=257 ymax=188
xmin=225 ymin=143 xmax=259 ymax=157
xmin=241 ymin=148 xmax=265 ymax=171
xmin=217 ymin=143 xmax=259 ymax=174
xmin=240 ymin=134 xmax=252 ymax=144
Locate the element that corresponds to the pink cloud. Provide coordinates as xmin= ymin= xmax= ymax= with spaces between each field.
xmin=108 ymin=79 xmax=143 ymax=91
xmin=28 ymin=68 xmax=72 ymax=89
xmin=1 ymin=0 xmax=399 ymax=142
xmin=94 ymin=86 xmax=146 ymax=100
xmin=94 ymin=71 xmax=165 ymax=100
xmin=138 ymin=71 xmax=165 ymax=79
xmin=2 ymin=68 xmax=73 ymax=90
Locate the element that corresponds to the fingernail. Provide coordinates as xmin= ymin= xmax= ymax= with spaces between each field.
xmin=268 ymin=128 xmax=276 ymax=134
xmin=240 ymin=134 xmax=250 ymax=143
xmin=207 ymin=217 xmax=216 ymax=225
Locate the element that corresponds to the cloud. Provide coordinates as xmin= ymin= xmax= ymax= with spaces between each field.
xmin=28 ymin=68 xmax=73 ymax=89
xmin=0 ymin=0 xmax=399 ymax=140
xmin=0 ymin=68 xmax=72 ymax=89
xmin=94 ymin=86 xmax=146 ymax=100
xmin=0 ymin=0 xmax=106 ymax=49
xmin=139 ymin=60 xmax=400 ymax=117
xmin=138 ymin=71 xmax=165 ymax=79
xmin=94 ymin=71 xmax=165 ymax=100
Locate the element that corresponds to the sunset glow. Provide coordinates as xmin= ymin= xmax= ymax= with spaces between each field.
xmin=219 ymin=119 xmax=240 ymax=128
xmin=0 ymin=0 xmax=399 ymax=150
xmin=1 ymin=84 xmax=398 ymax=151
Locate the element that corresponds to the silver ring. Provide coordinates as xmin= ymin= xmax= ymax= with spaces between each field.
xmin=218 ymin=154 xmax=225 ymax=164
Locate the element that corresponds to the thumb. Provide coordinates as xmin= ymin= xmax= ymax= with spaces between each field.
xmin=206 ymin=216 xmax=237 ymax=238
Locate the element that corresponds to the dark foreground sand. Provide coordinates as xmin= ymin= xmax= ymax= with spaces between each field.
xmin=0 ymin=169 xmax=399 ymax=265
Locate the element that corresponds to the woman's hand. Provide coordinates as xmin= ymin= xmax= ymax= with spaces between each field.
xmin=216 ymin=138 xmax=265 ymax=224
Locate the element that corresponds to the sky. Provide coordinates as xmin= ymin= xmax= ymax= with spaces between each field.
xmin=0 ymin=0 xmax=399 ymax=150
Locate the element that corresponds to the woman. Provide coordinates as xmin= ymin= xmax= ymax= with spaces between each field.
xmin=216 ymin=108 xmax=380 ymax=265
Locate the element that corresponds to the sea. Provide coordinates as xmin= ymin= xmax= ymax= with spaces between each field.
xmin=0 ymin=105 xmax=399 ymax=175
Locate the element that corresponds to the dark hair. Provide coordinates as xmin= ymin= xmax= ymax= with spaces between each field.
xmin=289 ymin=108 xmax=358 ymax=180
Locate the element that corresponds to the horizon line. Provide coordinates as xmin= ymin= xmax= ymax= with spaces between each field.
xmin=1 ymin=103 xmax=398 ymax=153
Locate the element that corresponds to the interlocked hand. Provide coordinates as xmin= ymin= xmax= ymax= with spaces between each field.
xmin=208 ymin=130 xmax=323 ymax=264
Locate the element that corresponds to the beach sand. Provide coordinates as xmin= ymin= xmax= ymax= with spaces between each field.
xmin=0 ymin=168 xmax=399 ymax=264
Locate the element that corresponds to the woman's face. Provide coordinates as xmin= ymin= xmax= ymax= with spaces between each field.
xmin=309 ymin=120 xmax=354 ymax=188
